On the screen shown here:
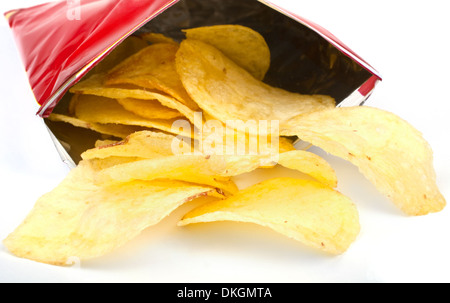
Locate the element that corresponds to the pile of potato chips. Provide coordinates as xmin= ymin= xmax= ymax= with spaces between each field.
xmin=3 ymin=25 xmax=445 ymax=265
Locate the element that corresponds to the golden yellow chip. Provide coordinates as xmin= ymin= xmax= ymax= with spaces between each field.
xmin=200 ymin=121 xmax=296 ymax=156
xmin=68 ymin=94 xmax=79 ymax=115
xmin=106 ymin=43 xmax=200 ymax=111
xmin=179 ymin=177 xmax=360 ymax=255
xmin=140 ymin=32 xmax=178 ymax=45
xmin=117 ymin=98 xmax=184 ymax=120
xmin=192 ymin=149 xmax=336 ymax=187
xmin=3 ymin=160 xmax=224 ymax=265
xmin=175 ymin=39 xmax=335 ymax=135
xmin=94 ymin=139 xmax=120 ymax=148
xmin=69 ymin=73 xmax=202 ymax=129
xmin=93 ymin=154 xmax=238 ymax=196
xmin=81 ymin=130 xmax=185 ymax=160
xmin=278 ymin=150 xmax=338 ymax=188
xmin=183 ymin=24 xmax=271 ymax=80
xmin=74 ymin=94 xmax=193 ymax=138
xmin=281 ymin=106 xmax=446 ymax=216
xmin=87 ymin=156 xmax=144 ymax=171
xmin=81 ymin=129 xmax=297 ymax=176
xmin=47 ymin=113 xmax=144 ymax=139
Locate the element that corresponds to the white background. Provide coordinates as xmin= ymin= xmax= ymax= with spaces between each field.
xmin=0 ymin=0 xmax=449 ymax=283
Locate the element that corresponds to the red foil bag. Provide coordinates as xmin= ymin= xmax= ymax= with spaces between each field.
xmin=5 ymin=0 xmax=381 ymax=165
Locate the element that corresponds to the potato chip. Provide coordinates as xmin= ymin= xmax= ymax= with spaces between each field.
xmin=140 ymin=32 xmax=178 ymax=45
xmin=105 ymin=43 xmax=200 ymax=111
xmin=47 ymin=113 xmax=144 ymax=139
xmin=3 ymin=160 xmax=224 ymax=265
xmin=81 ymin=130 xmax=183 ymax=160
xmin=68 ymin=94 xmax=79 ymax=115
xmin=117 ymin=98 xmax=184 ymax=120
xmin=88 ymin=156 xmax=144 ymax=171
xmin=211 ymin=150 xmax=337 ymax=188
xmin=91 ymin=140 xmax=335 ymax=197
xmin=94 ymin=139 xmax=120 ymax=148
xmin=178 ymin=178 xmax=360 ymax=255
xmin=199 ymin=124 xmax=296 ymax=157
xmin=81 ymin=129 xmax=297 ymax=176
xmin=183 ymin=24 xmax=271 ymax=80
xmin=278 ymin=150 xmax=338 ymax=188
xmin=175 ymin=39 xmax=335 ymax=134
xmin=74 ymin=94 xmax=193 ymax=138
xmin=274 ymin=136 xmax=297 ymax=153
xmin=70 ymin=73 xmax=201 ymax=128
xmin=281 ymin=106 xmax=446 ymax=216
xmin=93 ymin=154 xmax=238 ymax=196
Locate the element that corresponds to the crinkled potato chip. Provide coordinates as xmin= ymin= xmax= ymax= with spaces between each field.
xmin=175 ymin=39 xmax=335 ymax=134
xmin=106 ymin=43 xmax=200 ymax=111
xmin=74 ymin=94 xmax=193 ymax=138
xmin=183 ymin=24 xmax=271 ymax=80
xmin=47 ymin=113 xmax=144 ymax=139
xmin=178 ymin=178 xmax=360 ymax=255
xmin=70 ymin=73 xmax=201 ymax=128
xmin=281 ymin=106 xmax=446 ymax=216
xmin=3 ymin=160 xmax=224 ymax=265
